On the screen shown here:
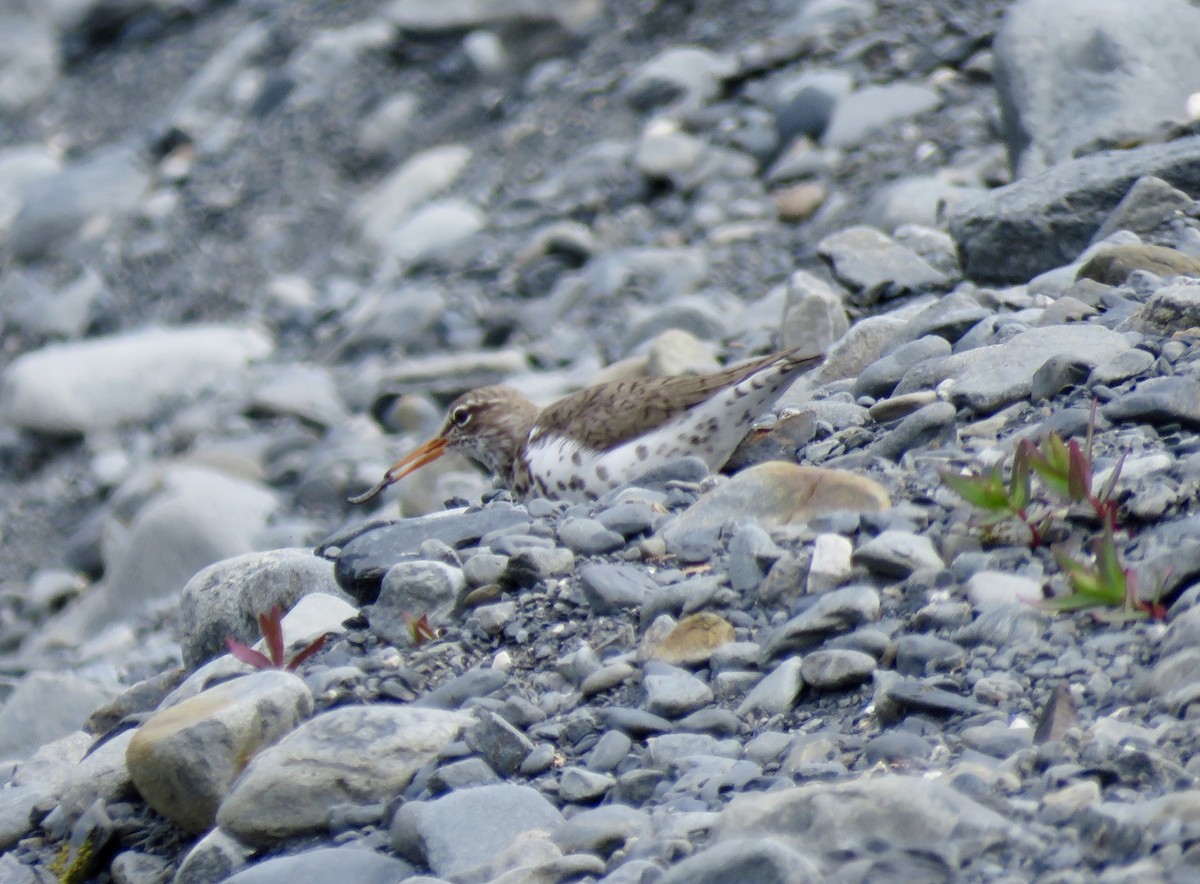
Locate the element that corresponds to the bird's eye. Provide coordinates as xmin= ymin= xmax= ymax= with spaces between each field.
xmin=451 ymin=406 xmax=471 ymax=428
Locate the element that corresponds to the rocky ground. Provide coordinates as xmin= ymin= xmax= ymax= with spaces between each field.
xmin=6 ymin=0 xmax=1200 ymax=881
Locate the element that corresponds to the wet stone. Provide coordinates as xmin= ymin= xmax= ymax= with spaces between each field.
xmin=321 ymin=506 xmax=529 ymax=605
xmin=559 ymin=766 xmax=616 ymax=803
xmin=855 ymin=336 xmax=952 ymax=399
xmin=1103 ymin=376 xmax=1200 ymax=429
xmin=557 ymin=516 xmax=625 ymax=555
xmin=643 ymin=663 xmax=715 ymax=718
xmin=854 ymin=530 xmax=944 ymax=578
xmin=579 ymin=563 xmax=657 ymax=613
xmin=873 ymin=672 xmax=989 ymax=724
xmin=762 ymin=585 xmax=882 ymax=659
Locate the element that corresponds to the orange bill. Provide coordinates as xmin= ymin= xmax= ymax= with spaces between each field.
xmin=347 ymin=436 xmax=448 ymax=504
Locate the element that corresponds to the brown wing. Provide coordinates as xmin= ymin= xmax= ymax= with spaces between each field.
xmin=532 ymin=347 xmax=823 ymax=453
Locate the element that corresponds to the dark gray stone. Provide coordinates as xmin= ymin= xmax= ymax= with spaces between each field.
xmin=1090 ymin=176 xmax=1196 ymax=245
xmin=800 ymin=649 xmax=876 ymax=691
xmin=762 ymin=586 xmax=881 ymax=659
xmin=223 ymin=847 xmax=415 ymax=884
xmin=411 ymin=669 xmax=508 ymax=710
xmin=895 ymin=635 xmax=968 ymax=677
xmin=864 ymin=730 xmax=934 ymax=765
xmin=390 ymin=784 xmax=564 ymax=879
xmin=856 ymin=336 xmax=952 ymax=399
xmin=993 ymin=0 xmax=1200 ymax=176
xmin=1103 ymin=376 xmax=1200 ymax=429
xmin=464 ymin=710 xmax=535 ymax=776
xmin=873 ymin=672 xmax=988 ymax=723
xmin=868 ymin=401 xmax=957 ymax=461
xmin=949 ymin=136 xmax=1200 ymax=283
xmin=579 ymin=563 xmax=656 ymax=613
xmin=319 ymin=506 xmax=529 ymax=604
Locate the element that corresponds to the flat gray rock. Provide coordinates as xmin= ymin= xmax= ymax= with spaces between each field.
xmin=994 ymin=0 xmax=1200 ymax=176
xmin=658 ymin=837 xmax=821 ymax=884
xmin=713 ymin=775 xmax=1025 ymax=871
xmin=218 ymin=705 xmax=471 ymax=845
xmin=1104 ymin=376 xmax=1200 ymax=429
xmin=7 ymin=146 xmax=149 ymax=261
xmin=223 ymin=847 xmax=415 ymax=884
xmin=950 ymin=136 xmax=1200 ymax=283
xmin=0 ymin=324 xmax=273 ymax=436
xmin=823 ymin=83 xmax=939 ymax=148
xmin=0 ymin=672 xmax=114 ymax=762
xmin=944 ymin=324 xmax=1130 ymax=414
xmin=320 ymin=505 xmax=530 ymax=604
xmin=391 ymin=783 xmax=564 ymax=879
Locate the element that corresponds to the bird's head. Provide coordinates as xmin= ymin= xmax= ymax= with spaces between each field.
xmin=349 ymin=386 xmax=538 ymax=504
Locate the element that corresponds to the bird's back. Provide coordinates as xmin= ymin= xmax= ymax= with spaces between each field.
xmin=518 ymin=348 xmax=823 ymax=499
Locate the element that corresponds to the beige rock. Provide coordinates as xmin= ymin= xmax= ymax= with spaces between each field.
xmin=661 ymin=463 xmax=890 ymax=552
xmin=648 ymin=612 xmax=736 ymax=666
xmin=126 ymin=670 xmax=313 ymax=833
xmin=1077 ymin=243 xmax=1200 ymax=286
xmin=773 ymin=181 xmax=828 ymax=221
xmin=646 ymin=329 xmax=720 ymax=378
xmin=218 ymin=705 xmax=471 ymax=845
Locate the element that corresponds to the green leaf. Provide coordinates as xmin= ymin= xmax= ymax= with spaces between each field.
xmin=1030 ymin=433 xmax=1071 ymax=495
xmin=1038 ymin=592 xmax=1117 ymax=612
xmin=1066 ymin=439 xmax=1092 ymax=501
xmin=939 ymin=464 xmax=1011 ymax=512
xmin=1094 ymin=529 xmax=1127 ymax=599
xmin=1010 ymin=441 xmax=1033 ymax=511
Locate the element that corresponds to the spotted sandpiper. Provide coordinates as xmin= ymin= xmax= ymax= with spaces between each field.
xmin=350 ymin=347 xmax=824 ymax=503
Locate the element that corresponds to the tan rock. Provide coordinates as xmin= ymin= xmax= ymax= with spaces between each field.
xmin=646 ymin=329 xmax=720 ymax=378
xmin=1077 ymin=243 xmax=1200 ymax=286
xmin=773 ymin=181 xmax=828 ymax=222
xmin=648 ymin=612 xmax=736 ymax=666
xmin=127 ymin=670 xmax=313 ymax=834
xmin=661 ymin=463 xmax=890 ymax=552
xmin=217 ymin=705 xmax=471 ymax=845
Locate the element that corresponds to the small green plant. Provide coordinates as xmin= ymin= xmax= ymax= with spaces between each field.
xmin=940 ymin=438 xmax=1046 ymax=544
xmin=1040 ymin=525 xmax=1163 ymax=621
xmin=403 ymin=612 xmax=441 ymax=646
xmin=940 ymin=401 xmax=1164 ymax=620
xmin=939 ymin=401 xmax=1126 ymax=546
xmin=1024 ymin=409 xmax=1124 ymax=532
xmin=226 ymin=605 xmax=330 ymax=671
